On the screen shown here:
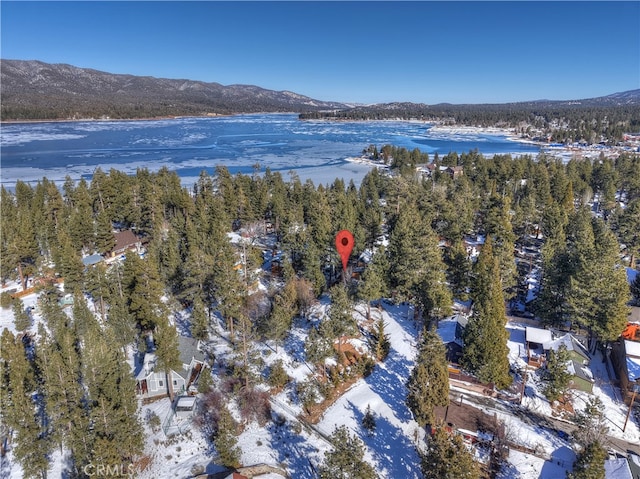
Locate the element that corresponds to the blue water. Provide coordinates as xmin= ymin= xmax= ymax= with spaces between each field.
xmin=0 ymin=113 xmax=542 ymax=188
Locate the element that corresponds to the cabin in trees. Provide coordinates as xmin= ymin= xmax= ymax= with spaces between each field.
xmin=135 ymin=337 xmax=207 ymax=399
xmin=108 ymin=229 xmax=143 ymax=259
xmin=611 ymin=337 xmax=640 ymax=402
xmin=436 ymin=314 xmax=469 ymax=364
xmin=526 ymin=327 xmax=594 ymax=392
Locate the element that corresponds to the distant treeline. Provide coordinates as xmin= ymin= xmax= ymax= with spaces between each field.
xmin=300 ymin=103 xmax=640 ymax=144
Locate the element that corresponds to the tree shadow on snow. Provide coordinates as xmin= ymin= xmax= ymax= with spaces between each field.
xmin=348 ymin=401 xmax=422 ymax=479
xmin=266 ymin=417 xmax=321 ymax=479
xmin=365 ymin=355 xmax=414 ymax=424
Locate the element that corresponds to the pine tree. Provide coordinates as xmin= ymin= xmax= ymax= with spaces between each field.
xmin=361 ymin=404 xmax=376 ymax=436
xmin=324 ymin=285 xmax=358 ymax=357
xmin=543 ymin=344 xmax=572 ymax=402
xmin=12 ymin=297 xmax=31 ymax=332
xmin=358 ymin=256 xmax=386 ymax=321
xmin=445 ymin=238 xmax=472 ymax=301
xmin=406 ymin=329 xmax=450 ymax=427
xmin=154 ymin=317 xmax=181 ymax=400
xmin=420 ymin=425 xmax=480 ymax=479
xmin=572 ymin=397 xmax=608 ymax=449
xmin=318 ymin=425 xmax=378 ymax=479
xmin=215 ymin=405 xmax=241 ymax=469
xmin=461 ymin=237 xmax=512 ymax=389
xmin=191 ymin=296 xmax=209 ymax=341
xmin=263 ymin=281 xmax=296 ymax=352
xmin=567 ymin=441 xmax=606 ymax=479
xmin=39 ymin=323 xmax=93 ymax=474
xmin=0 ymin=329 xmax=51 ymax=479
xmin=388 ymin=206 xmax=451 ymax=318
xmin=83 ymin=326 xmax=144 ymax=466
xmin=369 ymin=317 xmax=390 ymax=362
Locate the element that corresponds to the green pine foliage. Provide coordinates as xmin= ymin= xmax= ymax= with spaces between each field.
xmin=567 ymin=441 xmax=606 ymax=479
xmin=543 ymin=344 xmax=572 ymax=402
xmin=214 ymin=406 xmax=241 ymax=469
xmin=12 ymin=297 xmax=31 ymax=332
xmin=0 ymin=330 xmax=51 ymax=479
xmin=361 ymin=404 xmax=376 ymax=436
xmin=406 ymin=329 xmax=450 ymax=427
xmin=461 ymin=237 xmax=513 ymax=390
xmin=369 ymin=317 xmax=391 ymax=362
xmin=420 ymin=426 xmax=481 ymax=479
xmin=318 ymin=425 xmax=378 ymax=479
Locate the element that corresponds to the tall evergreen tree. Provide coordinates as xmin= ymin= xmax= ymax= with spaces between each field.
xmin=83 ymin=326 xmax=144 ymax=466
xmin=0 ymin=329 xmax=51 ymax=479
xmin=154 ymin=317 xmax=181 ymax=401
xmin=406 ymin=329 xmax=450 ymax=427
xmin=214 ymin=405 xmax=241 ymax=469
xmin=461 ymin=237 xmax=512 ymax=389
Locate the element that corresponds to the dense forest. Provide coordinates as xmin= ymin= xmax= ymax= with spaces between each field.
xmin=1 ymin=147 xmax=640 ymax=477
xmin=300 ymin=100 xmax=640 ymax=145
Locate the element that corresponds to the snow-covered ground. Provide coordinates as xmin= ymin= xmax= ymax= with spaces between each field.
xmin=3 ymin=278 xmax=639 ymax=478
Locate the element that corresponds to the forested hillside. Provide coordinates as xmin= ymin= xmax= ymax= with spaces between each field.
xmin=300 ymin=93 xmax=640 ymax=145
xmin=0 ymin=59 xmax=349 ymax=120
xmin=1 ymin=148 xmax=639 ymax=477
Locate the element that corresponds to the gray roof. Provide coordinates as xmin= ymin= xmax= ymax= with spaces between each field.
xmin=178 ymin=336 xmax=205 ymax=365
xmin=82 ymin=254 xmax=104 ymax=266
xmin=544 ymin=333 xmax=590 ymax=361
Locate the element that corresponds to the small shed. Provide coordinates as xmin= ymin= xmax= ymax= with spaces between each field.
xmin=525 ymin=327 xmax=553 ymax=367
xmin=175 ymin=396 xmax=197 ymax=420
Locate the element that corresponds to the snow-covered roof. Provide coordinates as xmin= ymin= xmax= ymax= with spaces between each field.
xmin=626 ymin=357 xmax=640 ymax=383
xmin=82 ymin=253 xmax=103 ymax=266
xmin=525 ymin=327 xmax=553 ymax=345
xmin=543 ymin=334 xmax=589 ymax=360
xmin=566 ymin=360 xmax=594 ymax=383
xmin=176 ymin=396 xmax=196 ymax=408
xmin=625 ymin=339 xmax=640 ymax=358
xmin=604 ymin=458 xmax=633 ymax=479
xmin=436 ymin=314 xmax=466 ymax=345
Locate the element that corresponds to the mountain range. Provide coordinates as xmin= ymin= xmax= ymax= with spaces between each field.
xmin=1 ymin=59 xmax=639 ymax=121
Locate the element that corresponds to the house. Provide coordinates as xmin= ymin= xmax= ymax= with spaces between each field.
xmin=566 ymin=360 xmax=595 ymax=393
xmin=445 ymin=165 xmax=464 ymax=179
xmin=436 ymin=314 xmax=468 ymax=364
xmin=136 ymin=336 xmax=207 ymax=399
xmin=541 ymin=333 xmax=593 ymax=393
xmin=543 ymin=333 xmax=590 ymax=365
xmin=612 ymin=339 xmax=640 ymax=402
xmin=109 ymin=230 xmax=143 ymax=258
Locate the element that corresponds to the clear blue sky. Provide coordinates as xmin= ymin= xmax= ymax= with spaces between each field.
xmin=2 ymin=1 xmax=639 ymax=104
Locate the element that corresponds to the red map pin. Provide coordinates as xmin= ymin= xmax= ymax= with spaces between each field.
xmin=335 ymin=230 xmax=354 ymax=272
